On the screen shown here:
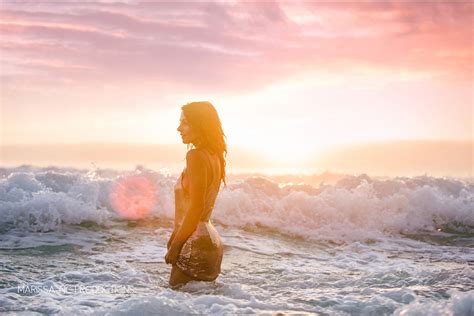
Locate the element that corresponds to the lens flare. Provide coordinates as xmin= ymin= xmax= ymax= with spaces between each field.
xmin=109 ymin=175 xmax=158 ymax=220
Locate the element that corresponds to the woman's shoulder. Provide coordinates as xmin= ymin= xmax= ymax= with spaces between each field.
xmin=186 ymin=148 xmax=208 ymax=164
xmin=186 ymin=148 xmax=218 ymax=168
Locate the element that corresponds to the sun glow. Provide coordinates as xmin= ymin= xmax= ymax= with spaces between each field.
xmin=257 ymin=143 xmax=316 ymax=165
xmin=234 ymin=127 xmax=326 ymax=167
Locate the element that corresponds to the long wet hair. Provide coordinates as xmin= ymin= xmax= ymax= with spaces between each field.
xmin=181 ymin=101 xmax=227 ymax=186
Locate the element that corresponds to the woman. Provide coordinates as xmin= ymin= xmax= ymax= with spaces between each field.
xmin=165 ymin=101 xmax=227 ymax=287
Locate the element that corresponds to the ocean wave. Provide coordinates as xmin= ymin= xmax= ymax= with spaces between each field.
xmin=0 ymin=166 xmax=473 ymax=242
xmin=394 ymin=290 xmax=474 ymax=316
xmin=215 ymin=174 xmax=474 ymax=241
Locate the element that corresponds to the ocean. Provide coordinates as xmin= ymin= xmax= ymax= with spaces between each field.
xmin=0 ymin=165 xmax=473 ymax=315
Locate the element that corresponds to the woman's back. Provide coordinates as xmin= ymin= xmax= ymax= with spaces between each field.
xmin=196 ymin=148 xmax=221 ymax=221
xmin=174 ymin=148 xmax=221 ymax=225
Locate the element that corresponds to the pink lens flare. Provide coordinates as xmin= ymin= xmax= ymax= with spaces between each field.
xmin=109 ymin=175 xmax=158 ymax=220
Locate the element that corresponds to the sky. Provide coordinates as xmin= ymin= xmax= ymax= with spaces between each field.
xmin=0 ymin=0 xmax=473 ymax=172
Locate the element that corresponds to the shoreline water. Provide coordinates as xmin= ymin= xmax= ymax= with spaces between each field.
xmin=1 ymin=165 xmax=473 ymax=314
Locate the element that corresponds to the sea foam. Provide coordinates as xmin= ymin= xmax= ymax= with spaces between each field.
xmin=0 ymin=166 xmax=472 ymax=243
xmin=394 ymin=290 xmax=474 ymax=316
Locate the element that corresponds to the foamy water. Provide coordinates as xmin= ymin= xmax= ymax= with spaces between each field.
xmin=1 ymin=165 xmax=473 ymax=315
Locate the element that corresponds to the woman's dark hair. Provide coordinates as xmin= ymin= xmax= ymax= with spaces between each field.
xmin=181 ymin=101 xmax=227 ymax=186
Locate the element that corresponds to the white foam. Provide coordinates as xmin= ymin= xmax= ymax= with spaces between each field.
xmin=394 ymin=290 xmax=474 ymax=315
xmin=1 ymin=166 xmax=472 ymax=243
xmin=213 ymin=175 xmax=474 ymax=242
xmin=94 ymin=284 xmax=317 ymax=315
xmin=0 ymin=167 xmax=174 ymax=232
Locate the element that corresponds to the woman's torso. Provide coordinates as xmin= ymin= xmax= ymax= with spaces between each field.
xmin=173 ymin=148 xmax=223 ymax=280
xmin=174 ymin=148 xmax=221 ymax=228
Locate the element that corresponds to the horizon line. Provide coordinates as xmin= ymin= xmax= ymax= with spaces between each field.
xmin=2 ymin=138 xmax=472 ymax=147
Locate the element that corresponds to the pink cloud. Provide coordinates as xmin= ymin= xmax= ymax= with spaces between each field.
xmin=0 ymin=1 xmax=472 ymax=93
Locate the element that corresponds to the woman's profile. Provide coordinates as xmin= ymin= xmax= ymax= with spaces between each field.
xmin=165 ymin=101 xmax=226 ymax=287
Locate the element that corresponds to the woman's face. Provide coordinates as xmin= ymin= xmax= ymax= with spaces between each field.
xmin=177 ymin=111 xmax=195 ymax=144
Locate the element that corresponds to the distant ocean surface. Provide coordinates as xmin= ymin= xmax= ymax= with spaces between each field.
xmin=1 ymin=165 xmax=473 ymax=315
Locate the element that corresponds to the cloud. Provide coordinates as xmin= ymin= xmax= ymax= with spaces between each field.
xmin=1 ymin=0 xmax=472 ymax=93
